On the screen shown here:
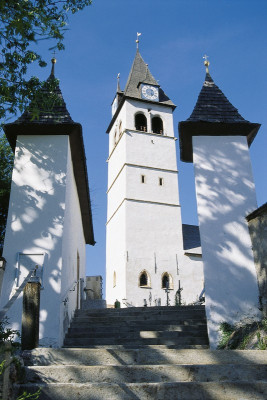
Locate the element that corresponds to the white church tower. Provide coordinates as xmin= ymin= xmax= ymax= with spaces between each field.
xmin=106 ymin=49 xmax=204 ymax=307
xmin=0 ymin=59 xmax=95 ymax=347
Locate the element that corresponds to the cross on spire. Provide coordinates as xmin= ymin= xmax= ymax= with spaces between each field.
xmin=203 ymin=54 xmax=210 ymax=73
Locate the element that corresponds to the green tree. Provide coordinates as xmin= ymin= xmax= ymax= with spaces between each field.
xmin=0 ymin=0 xmax=92 ymax=122
xmin=0 ymin=134 xmax=13 ymax=254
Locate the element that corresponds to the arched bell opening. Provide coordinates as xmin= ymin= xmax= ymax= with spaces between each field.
xmin=152 ymin=116 xmax=163 ymax=134
xmin=135 ymin=113 xmax=147 ymax=132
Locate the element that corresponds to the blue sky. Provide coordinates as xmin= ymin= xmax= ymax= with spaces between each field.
xmin=25 ymin=0 xmax=267 ymax=289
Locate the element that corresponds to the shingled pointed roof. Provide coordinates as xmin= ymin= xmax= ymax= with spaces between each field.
xmin=3 ymin=60 xmax=95 ymax=245
xmin=188 ymin=72 xmax=247 ymax=123
xmin=124 ymin=49 xmax=175 ymax=107
xmin=15 ymin=60 xmax=73 ymax=124
xmin=179 ymin=68 xmax=260 ymax=162
xmin=107 ymin=50 xmax=175 ymax=133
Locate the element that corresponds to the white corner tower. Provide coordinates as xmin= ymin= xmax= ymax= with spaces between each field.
xmin=179 ymin=60 xmax=261 ymax=348
xmin=106 ymin=49 xmax=204 ymax=307
xmin=0 ymin=59 xmax=95 ymax=347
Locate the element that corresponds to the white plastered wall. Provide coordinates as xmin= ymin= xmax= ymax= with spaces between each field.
xmin=193 ymin=135 xmax=261 ymax=348
xmin=106 ymin=202 xmax=126 ymax=306
xmin=1 ymin=135 xmax=85 ymax=347
xmin=60 ymin=140 xmax=86 ymax=346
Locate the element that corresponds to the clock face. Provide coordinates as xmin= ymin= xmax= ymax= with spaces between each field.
xmin=141 ymin=85 xmax=159 ymax=101
xmin=112 ymin=97 xmax=118 ymax=116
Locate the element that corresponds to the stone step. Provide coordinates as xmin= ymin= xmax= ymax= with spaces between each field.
xmin=70 ymin=317 xmax=207 ymax=326
xmin=65 ymin=329 xmax=208 ymax=339
xmin=75 ymin=305 xmax=206 ymax=316
xmin=62 ymin=342 xmax=209 ymax=348
xmin=63 ymin=336 xmax=209 ymax=347
xmin=14 ymin=381 xmax=267 ymax=400
xmin=71 ymin=314 xmax=207 ymax=324
xmin=67 ymin=324 xmax=208 ymax=334
xmin=24 ymin=348 xmax=267 ymax=367
xmin=75 ymin=308 xmax=206 ymax=316
xmin=24 ymin=363 xmax=267 ymax=384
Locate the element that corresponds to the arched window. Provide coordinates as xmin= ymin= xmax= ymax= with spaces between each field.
xmin=161 ymin=272 xmax=173 ymax=289
xmin=138 ymin=270 xmax=151 ymax=287
xmin=162 ymin=273 xmax=169 ymax=289
xmin=135 ymin=113 xmax=147 ymax=132
xmin=113 ymin=271 xmax=116 ymax=287
xmin=152 ymin=116 xmax=163 ymax=134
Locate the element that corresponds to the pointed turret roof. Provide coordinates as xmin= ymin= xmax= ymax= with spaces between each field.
xmin=179 ymin=67 xmax=260 ymax=162
xmin=3 ymin=59 xmax=95 ymax=245
xmin=15 ymin=58 xmax=73 ymax=124
xmin=187 ymin=72 xmax=247 ymax=123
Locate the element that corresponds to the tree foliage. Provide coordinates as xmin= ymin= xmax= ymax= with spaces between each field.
xmin=0 ymin=134 xmax=14 ymax=253
xmin=0 ymin=0 xmax=92 ymax=123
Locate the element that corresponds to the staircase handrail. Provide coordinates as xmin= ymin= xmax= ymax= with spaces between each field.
xmin=0 ymin=266 xmax=38 ymax=321
xmin=61 ymin=280 xmax=78 ymax=305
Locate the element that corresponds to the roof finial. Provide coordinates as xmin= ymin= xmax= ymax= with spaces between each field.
xmin=51 ymin=50 xmax=57 ymax=77
xmin=117 ymin=73 xmax=121 ymax=92
xmin=203 ymin=54 xmax=210 ymax=73
xmin=136 ymin=32 xmax=141 ymax=49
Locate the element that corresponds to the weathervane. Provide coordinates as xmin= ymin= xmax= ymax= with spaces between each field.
xmin=203 ymin=54 xmax=210 ymax=73
xmin=136 ymin=32 xmax=141 ymax=48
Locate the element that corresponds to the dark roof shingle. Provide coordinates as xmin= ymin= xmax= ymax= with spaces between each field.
xmin=15 ymin=75 xmax=73 ymax=125
xmin=188 ymin=72 xmax=247 ymax=123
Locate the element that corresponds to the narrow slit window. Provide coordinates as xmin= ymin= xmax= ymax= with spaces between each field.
xmin=159 ymin=177 xmax=163 ymax=186
xmin=141 ymin=175 xmax=145 ymax=183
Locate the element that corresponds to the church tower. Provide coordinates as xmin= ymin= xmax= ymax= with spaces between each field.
xmin=106 ymin=49 xmax=203 ymax=307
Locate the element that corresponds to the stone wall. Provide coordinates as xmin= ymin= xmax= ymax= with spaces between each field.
xmin=247 ymin=203 xmax=267 ymax=317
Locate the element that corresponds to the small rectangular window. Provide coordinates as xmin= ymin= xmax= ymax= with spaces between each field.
xmin=159 ymin=177 xmax=163 ymax=186
xmin=141 ymin=175 xmax=145 ymax=183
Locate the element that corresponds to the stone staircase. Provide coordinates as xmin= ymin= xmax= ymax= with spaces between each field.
xmin=14 ymin=306 xmax=267 ymax=399
xmin=64 ymin=305 xmax=209 ymax=348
